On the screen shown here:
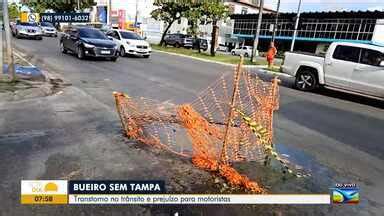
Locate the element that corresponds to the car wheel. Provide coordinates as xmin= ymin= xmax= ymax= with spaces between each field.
xmin=175 ymin=43 xmax=181 ymax=48
xmin=77 ymin=46 xmax=85 ymax=60
xmin=244 ymin=52 xmax=249 ymax=57
xmin=231 ymin=51 xmax=236 ymax=55
xmin=143 ymin=55 xmax=150 ymax=58
xmin=60 ymin=42 xmax=67 ymax=54
xmin=111 ymin=57 xmax=118 ymax=62
xmin=37 ymin=37 xmax=43 ymax=40
xmin=295 ymin=70 xmax=318 ymax=91
xmin=15 ymin=31 xmax=20 ymax=39
xmin=120 ymin=46 xmax=126 ymax=57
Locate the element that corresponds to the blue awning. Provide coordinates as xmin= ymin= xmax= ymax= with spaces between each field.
xmin=232 ymin=34 xmax=373 ymax=44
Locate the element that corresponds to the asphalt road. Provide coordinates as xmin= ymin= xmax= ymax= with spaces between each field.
xmin=9 ymin=36 xmax=384 ymax=215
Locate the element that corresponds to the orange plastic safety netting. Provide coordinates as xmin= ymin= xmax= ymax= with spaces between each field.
xmin=113 ymin=59 xmax=279 ymax=193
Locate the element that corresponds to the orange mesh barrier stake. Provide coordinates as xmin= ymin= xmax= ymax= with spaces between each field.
xmin=220 ymin=56 xmax=244 ymax=165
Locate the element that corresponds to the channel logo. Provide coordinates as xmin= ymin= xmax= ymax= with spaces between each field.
xmin=21 ymin=180 xmax=68 ymax=204
xmin=331 ymin=184 xmax=359 ymax=204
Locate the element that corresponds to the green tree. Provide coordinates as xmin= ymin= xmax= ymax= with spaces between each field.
xmin=8 ymin=3 xmax=19 ymax=20
xmin=151 ymin=1 xmax=190 ymax=46
xmin=185 ymin=3 xmax=203 ymax=52
xmin=23 ymin=1 xmax=47 ymax=13
xmin=25 ymin=0 xmax=96 ymax=13
xmin=200 ymin=1 xmax=230 ymax=56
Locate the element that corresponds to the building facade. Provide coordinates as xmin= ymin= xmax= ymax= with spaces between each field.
xmin=231 ymin=11 xmax=384 ymax=54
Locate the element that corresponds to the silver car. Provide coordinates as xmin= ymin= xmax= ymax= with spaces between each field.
xmin=231 ymin=46 xmax=253 ymax=57
xmin=13 ymin=22 xmax=43 ymax=40
xmin=40 ymin=22 xmax=57 ymax=37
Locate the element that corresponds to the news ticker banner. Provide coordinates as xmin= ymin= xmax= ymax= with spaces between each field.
xmin=21 ymin=180 xmax=359 ymax=205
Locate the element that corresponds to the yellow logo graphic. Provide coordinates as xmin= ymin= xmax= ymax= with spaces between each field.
xmin=44 ymin=182 xmax=58 ymax=192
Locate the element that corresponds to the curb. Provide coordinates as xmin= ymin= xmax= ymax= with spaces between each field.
xmin=152 ymin=49 xmax=291 ymax=78
xmin=256 ymin=68 xmax=292 ymax=78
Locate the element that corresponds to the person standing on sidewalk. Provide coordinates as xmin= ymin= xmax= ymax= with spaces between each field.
xmin=266 ymin=42 xmax=277 ymax=69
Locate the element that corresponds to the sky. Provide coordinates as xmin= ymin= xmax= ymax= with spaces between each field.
xmin=264 ymin=0 xmax=384 ymax=12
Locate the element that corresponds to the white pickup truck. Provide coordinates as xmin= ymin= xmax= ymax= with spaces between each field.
xmin=281 ymin=42 xmax=384 ymax=99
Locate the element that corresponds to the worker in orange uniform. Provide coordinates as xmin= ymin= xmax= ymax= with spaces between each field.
xmin=266 ymin=42 xmax=277 ymax=69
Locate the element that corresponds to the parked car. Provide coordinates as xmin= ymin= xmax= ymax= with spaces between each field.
xmin=13 ymin=22 xmax=43 ymax=40
xmin=106 ymin=29 xmax=151 ymax=58
xmin=164 ymin=33 xmax=193 ymax=48
xmin=192 ymin=38 xmax=208 ymax=51
xmin=231 ymin=46 xmax=253 ymax=57
xmin=40 ymin=22 xmax=57 ymax=37
xmin=60 ymin=27 xmax=119 ymax=61
xmin=216 ymin=44 xmax=229 ymax=52
xmin=281 ymin=42 xmax=384 ymax=99
xmin=10 ymin=21 xmax=16 ymax=33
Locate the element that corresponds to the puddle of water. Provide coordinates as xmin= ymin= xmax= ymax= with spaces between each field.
xmin=3 ymin=64 xmax=43 ymax=76
xmin=274 ymin=143 xmax=336 ymax=192
xmin=233 ymin=143 xmax=337 ymax=194
xmin=275 ymin=144 xmax=333 ymax=179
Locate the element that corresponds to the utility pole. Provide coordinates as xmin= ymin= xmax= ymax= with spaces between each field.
xmin=134 ymin=0 xmax=138 ymax=28
xmin=3 ymin=0 xmax=16 ymax=81
xmin=107 ymin=0 xmax=112 ymax=25
xmin=290 ymin=0 xmax=302 ymax=52
xmin=272 ymin=0 xmax=280 ymax=43
xmin=251 ymin=0 xmax=264 ymax=63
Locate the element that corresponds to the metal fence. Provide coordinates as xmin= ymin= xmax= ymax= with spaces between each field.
xmin=234 ymin=18 xmax=377 ymax=41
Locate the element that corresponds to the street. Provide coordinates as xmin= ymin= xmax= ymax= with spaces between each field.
xmin=1 ymin=36 xmax=383 ymax=215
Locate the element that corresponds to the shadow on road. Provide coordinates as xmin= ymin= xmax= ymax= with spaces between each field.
xmin=279 ymin=99 xmax=384 ymax=159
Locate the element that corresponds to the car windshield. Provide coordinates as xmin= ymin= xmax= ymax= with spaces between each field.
xmin=19 ymin=22 xmax=38 ymax=26
xmin=79 ymin=28 xmax=108 ymax=39
xmin=120 ymin=31 xmax=142 ymax=40
xmin=41 ymin=22 xmax=54 ymax=27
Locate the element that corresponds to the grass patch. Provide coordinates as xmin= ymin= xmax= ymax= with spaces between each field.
xmin=152 ymin=44 xmax=268 ymax=66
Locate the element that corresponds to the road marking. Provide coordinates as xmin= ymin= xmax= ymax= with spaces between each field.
xmin=13 ymin=50 xmax=34 ymax=66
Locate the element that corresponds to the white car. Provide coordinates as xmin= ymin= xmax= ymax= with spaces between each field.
xmin=13 ymin=22 xmax=43 ymax=40
xmin=216 ymin=44 xmax=229 ymax=52
xmin=40 ymin=22 xmax=57 ymax=37
xmin=282 ymin=42 xmax=384 ymax=99
xmin=231 ymin=46 xmax=253 ymax=57
xmin=106 ymin=30 xmax=151 ymax=58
